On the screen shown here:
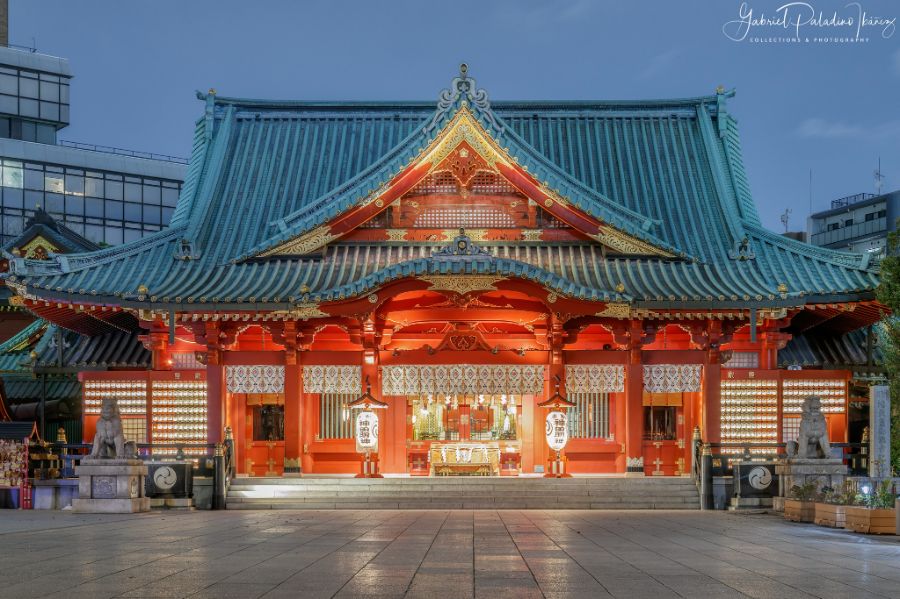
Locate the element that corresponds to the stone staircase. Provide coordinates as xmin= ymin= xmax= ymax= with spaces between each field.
xmin=226 ymin=476 xmax=700 ymax=510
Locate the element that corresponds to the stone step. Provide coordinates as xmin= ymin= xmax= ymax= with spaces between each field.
xmin=227 ymin=488 xmax=700 ymax=500
xmin=226 ymin=499 xmax=699 ymax=510
xmin=225 ymin=476 xmax=699 ymax=510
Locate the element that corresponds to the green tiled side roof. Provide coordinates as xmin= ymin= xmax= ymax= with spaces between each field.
xmin=0 ymin=320 xmax=45 ymax=372
xmin=2 ymin=77 xmax=879 ymax=313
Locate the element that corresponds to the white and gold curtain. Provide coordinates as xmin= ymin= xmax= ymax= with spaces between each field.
xmin=565 ymin=365 xmax=625 ymax=393
xmin=381 ymin=365 xmax=545 ymax=396
xmin=303 ymin=365 xmax=361 ymax=394
xmin=642 ymin=365 xmax=702 ymax=393
xmin=225 ymin=365 xmax=285 ymax=394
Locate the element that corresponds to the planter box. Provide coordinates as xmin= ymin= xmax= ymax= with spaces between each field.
xmin=813 ymin=503 xmax=846 ymax=528
xmin=844 ymin=506 xmax=897 ymax=535
xmin=784 ymin=499 xmax=816 ymax=522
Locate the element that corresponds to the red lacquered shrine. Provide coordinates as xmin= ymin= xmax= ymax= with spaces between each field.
xmin=3 ymin=66 xmax=884 ymax=476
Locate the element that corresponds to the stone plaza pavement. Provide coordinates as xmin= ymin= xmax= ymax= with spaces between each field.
xmin=0 ymin=510 xmax=898 ymax=599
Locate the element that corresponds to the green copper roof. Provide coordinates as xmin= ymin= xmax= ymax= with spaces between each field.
xmin=2 ymin=70 xmax=879 ymax=315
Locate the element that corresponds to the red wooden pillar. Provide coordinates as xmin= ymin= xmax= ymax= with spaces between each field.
xmin=203 ymin=322 xmax=227 ymax=444
xmin=702 ymin=358 xmax=721 ymax=443
xmin=283 ymin=362 xmax=301 ymax=475
xmin=624 ymin=319 xmax=645 ymax=474
xmin=281 ymin=322 xmax=302 ymax=475
xmin=614 ymin=391 xmax=627 ymax=472
xmin=139 ymin=319 xmax=172 ymax=371
xmin=625 ymin=360 xmax=644 ymax=475
xmin=206 ymin=361 xmax=225 ymax=444
xmin=521 ymin=392 xmax=536 ymax=474
xmin=301 ymin=388 xmax=316 ymax=474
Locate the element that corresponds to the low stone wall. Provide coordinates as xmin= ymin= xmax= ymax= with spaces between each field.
xmin=32 ymin=479 xmax=78 ymax=510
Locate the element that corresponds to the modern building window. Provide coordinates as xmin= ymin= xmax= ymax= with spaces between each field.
xmin=865 ymin=212 xmax=875 ymax=221
xmin=844 ymin=219 xmax=853 ymax=227
xmin=827 ymin=222 xmax=840 ymax=231
xmin=0 ymin=158 xmax=182 ymax=246
xmin=878 ymin=209 xmax=887 ymax=218
xmin=0 ymin=64 xmax=70 ymax=126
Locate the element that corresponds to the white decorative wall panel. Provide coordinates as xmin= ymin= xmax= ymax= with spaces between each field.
xmin=381 ymin=365 xmax=545 ymax=396
xmin=642 ymin=365 xmax=702 ymax=393
xmin=303 ymin=365 xmax=361 ymax=394
xmin=226 ymin=365 xmax=285 ymax=394
xmin=565 ymin=365 xmax=625 ymax=393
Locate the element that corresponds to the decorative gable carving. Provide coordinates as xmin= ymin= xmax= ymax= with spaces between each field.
xmin=257 ymin=69 xmax=676 ymax=261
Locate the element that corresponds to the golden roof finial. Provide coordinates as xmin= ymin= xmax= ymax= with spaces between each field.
xmin=716 ymin=85 xmax=725 ymax=94
xmin=615 ymin=283 xmax=625 ymax=293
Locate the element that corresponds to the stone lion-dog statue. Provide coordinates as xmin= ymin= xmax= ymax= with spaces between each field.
xmin=787 ymin=396 xmax=831 ymax=459
xmin=89 ymin=397 xmax=135 ymax=458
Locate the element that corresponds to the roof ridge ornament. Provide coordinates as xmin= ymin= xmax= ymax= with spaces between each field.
xmin=426 ymin=63 xmax=501 ymax=134
xmin=432 ymin=228 xmax=494 ymax=261
xmin=728 ymin=236 xmax=755 ymax=261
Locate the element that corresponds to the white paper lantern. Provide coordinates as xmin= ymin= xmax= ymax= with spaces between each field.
xmin=545 ymin=411 xmax=568 ymax=452
xmin=355 ymin=411 xmax=379 ymax=453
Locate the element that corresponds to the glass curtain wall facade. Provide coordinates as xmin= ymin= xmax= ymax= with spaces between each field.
xmin=0 ymin=45 xmax=185 ymax=246
xmin=0 ymin=159 xmax=181 ymax=245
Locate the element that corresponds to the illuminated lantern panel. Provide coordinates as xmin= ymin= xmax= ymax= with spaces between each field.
xmin=720 ymin=379 xmax=778 ymax=452
xmin=83 ymin=380 xmax=148 ymax=443
xmin=782 ymin=379 xmax=847 ymax=444
xmin=150 ymin=380 xmax=207 ymax=454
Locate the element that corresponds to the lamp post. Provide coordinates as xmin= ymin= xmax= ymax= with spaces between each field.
xmin=347 ymin=377 xmax=388 ymax=478
xmin=537 ymin=375 xmax=576 ymax=478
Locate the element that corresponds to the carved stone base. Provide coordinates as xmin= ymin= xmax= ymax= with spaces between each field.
xmin=73 ymin=458 xmax=150 ymax=514
xmin=774 ymin=458 xmax=846 ymax=512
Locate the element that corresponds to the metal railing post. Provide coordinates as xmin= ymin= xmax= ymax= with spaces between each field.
xmin=700 ymin=444 xmax=714 ymax=510
xmin=212 ymin=443 xmax=226 ymax=510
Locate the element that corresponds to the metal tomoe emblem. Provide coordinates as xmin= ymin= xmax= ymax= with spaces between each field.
xmin=747 ymin=466 xmax=772 ymax=490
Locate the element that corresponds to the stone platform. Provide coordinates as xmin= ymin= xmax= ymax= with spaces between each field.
xmin=227 ymin=476 xmax=700 ymax=510
xmin=774 ymin=458 xmax=847 ymax=512
xmin=72 ymin=458 xmax=150 ymax=514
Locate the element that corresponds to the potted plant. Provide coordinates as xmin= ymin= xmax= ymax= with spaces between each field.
xmin=845 ymin=481 xmax=898 ymax=535
xmin=784 ymin=481 xmax=818 ymax=522
xmin=814 ymin=482 xmax=855 ymax=528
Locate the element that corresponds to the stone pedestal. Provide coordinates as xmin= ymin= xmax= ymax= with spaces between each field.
xmin=72 ymin=459 xmax=150 ymax=513
xmin=32 ymin=479 xmax=78 ymax=510
xmin=773 ymin=458 xmax=846 ymax=513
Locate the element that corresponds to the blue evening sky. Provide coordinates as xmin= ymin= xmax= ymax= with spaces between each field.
xmin=10 ymin=0 xmax=900 ymax=233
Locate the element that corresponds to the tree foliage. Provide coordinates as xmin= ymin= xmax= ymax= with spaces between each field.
xmin=874 ymin=228 xmax=900 ymax=475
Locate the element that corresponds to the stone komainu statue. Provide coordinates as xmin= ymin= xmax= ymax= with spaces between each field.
xmin=787 ymin=396 xmax=831 ymax=459
xmin=89 ymin=397 xmax=128 ymax=458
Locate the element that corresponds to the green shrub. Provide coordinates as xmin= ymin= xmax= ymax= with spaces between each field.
xmin=789 ymin=481 xmax=819 ymax=501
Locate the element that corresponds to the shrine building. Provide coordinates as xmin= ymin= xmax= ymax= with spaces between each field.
xmin=2 ymin=66 xmax=884 ymax=477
